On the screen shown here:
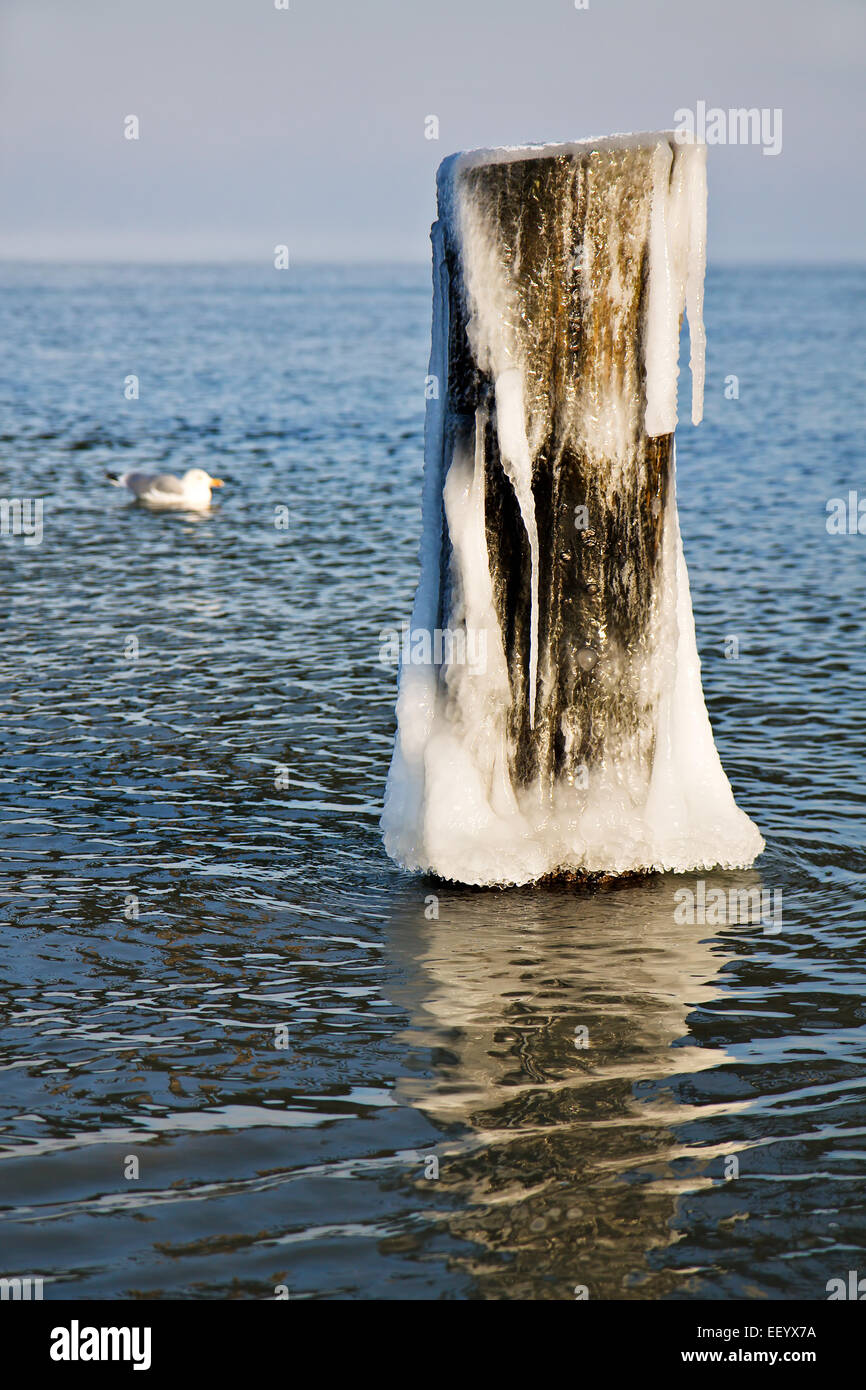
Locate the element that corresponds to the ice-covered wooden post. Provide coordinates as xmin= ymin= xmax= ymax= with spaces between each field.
xmin=383 ymin=134 xmax=763 ymax=886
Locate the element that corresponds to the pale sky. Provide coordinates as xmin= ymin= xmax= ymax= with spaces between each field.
xmin=0 ymin=0 xmax=863 ymax=262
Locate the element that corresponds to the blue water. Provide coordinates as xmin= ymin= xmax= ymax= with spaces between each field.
xmin=0 ymin=262 xmax=864 ymax=1300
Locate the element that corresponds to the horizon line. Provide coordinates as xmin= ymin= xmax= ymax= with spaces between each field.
xmin=0 ymin=255 xmax=864 ymax=269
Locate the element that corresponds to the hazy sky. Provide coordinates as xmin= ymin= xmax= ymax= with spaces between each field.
xmin=1 ymin=0 xmax=863 ymax=262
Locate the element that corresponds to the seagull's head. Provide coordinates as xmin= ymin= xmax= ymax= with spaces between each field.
xmin=184 ymin=468 xmax=224 ymax=490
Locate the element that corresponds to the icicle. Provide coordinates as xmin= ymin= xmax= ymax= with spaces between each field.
xmin=644 ymin=140 xmax=678 ymax=438
xmin=685 ymin=145 xmax=707 ymax=426
xmin=644 ymin=136 xmax=707 ymax=436
xmin=493 ymin=369 xmax=539 ymax=727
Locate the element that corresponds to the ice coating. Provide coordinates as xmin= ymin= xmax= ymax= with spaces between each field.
xmin=644 ymin=138 xmax=707 ymax=434
xmin=382 ymin=132 xmax=763 ymax=886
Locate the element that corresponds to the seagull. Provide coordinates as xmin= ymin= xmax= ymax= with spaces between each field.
xmin=106 ymin=467 xmax=225 ymax=511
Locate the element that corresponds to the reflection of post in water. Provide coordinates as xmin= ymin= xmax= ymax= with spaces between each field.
xmin=387 ymin=872 xmax=768 ymax=1299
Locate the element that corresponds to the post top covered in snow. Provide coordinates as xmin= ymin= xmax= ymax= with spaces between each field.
xmin=438 ymin=129 xmax=690 ymax=175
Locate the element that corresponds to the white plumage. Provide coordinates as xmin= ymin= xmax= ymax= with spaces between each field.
xmin=106 ymin=467 xmax=224 ymax=511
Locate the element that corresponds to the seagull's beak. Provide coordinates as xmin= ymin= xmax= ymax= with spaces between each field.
xmin=210 ymin=478 xmax=225 ymax=488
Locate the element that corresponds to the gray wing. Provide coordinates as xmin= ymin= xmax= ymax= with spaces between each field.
xmin=148 ymin=473 xmax=187 ymax=495
xmin=124 ymin=471 xmax=185 ymax=497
